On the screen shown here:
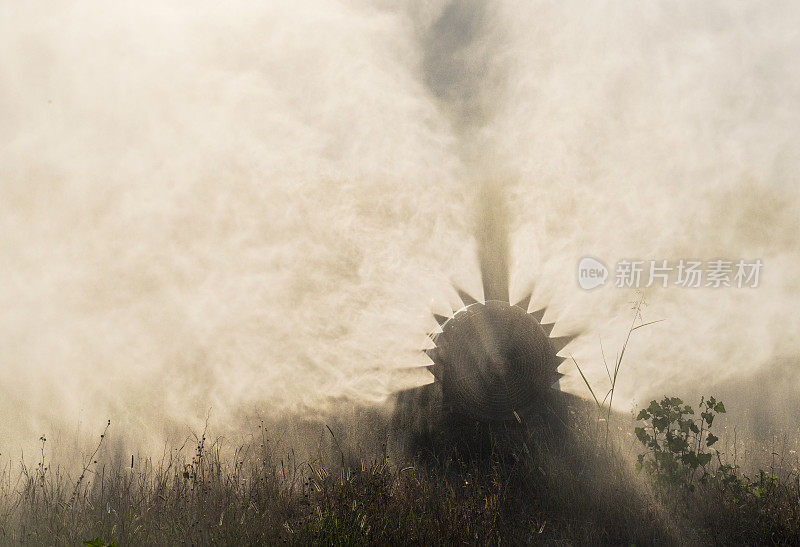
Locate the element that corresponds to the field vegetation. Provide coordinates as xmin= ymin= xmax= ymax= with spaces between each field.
xmin=1 ymin=391 xmax=798 ymax=545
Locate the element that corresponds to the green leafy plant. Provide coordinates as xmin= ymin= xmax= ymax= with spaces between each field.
xmin=634 ymin=396 xmax=726 ymax=492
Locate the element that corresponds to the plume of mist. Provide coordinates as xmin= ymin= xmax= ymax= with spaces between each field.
xmin=474 ymin=183 xmax=511 ymax=303
xmin=420 ymin=1 xmax=511 ymax=304
xmin=2 ymin=0 xmax=800 ymax=460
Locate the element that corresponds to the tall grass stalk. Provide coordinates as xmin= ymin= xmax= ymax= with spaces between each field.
xmin=572 ymin=292 xmax=663 ymax=446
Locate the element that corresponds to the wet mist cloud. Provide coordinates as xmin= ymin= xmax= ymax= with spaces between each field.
xmin=2 ymin=1 xmax=800 ymax=456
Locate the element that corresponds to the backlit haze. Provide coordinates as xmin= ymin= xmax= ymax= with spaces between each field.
xmin=2 ymin=1 xmax=799 ymax=459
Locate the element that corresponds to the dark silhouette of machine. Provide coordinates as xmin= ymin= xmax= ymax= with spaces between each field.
xmin=390 ymin=280 xmax=579 ymax=463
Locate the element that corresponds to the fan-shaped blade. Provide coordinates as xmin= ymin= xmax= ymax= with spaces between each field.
xmin=530 ymin=307 xmax=546 ymax=323
xmin=455 ymin=287 xmax=479 ymax=307
xmin=406 ymin=363 xmax=440 ymax=380
xmin=424 ymin=347 xmax=439 ymax=362
xmin=549 ymin=334 xmax=578 ymax=354
xmin=540 ymin=322 xmax=555 ymax=336
xmin=389 ymin=364 xmax=436 ymax=389
xmin=433 ymin=313 xmax=449 ymax=326
xmin=514 ymin=293 xmax=532 ymax=312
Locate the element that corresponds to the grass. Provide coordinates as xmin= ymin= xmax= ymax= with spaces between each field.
xmin=1 ymin=395 xmax=798 ymax=544
xmin=0 ymin=399 xmax=675 ymax=545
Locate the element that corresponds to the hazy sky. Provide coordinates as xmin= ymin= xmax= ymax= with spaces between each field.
xmin=1 ymin=1 xmax=799 ymax=456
